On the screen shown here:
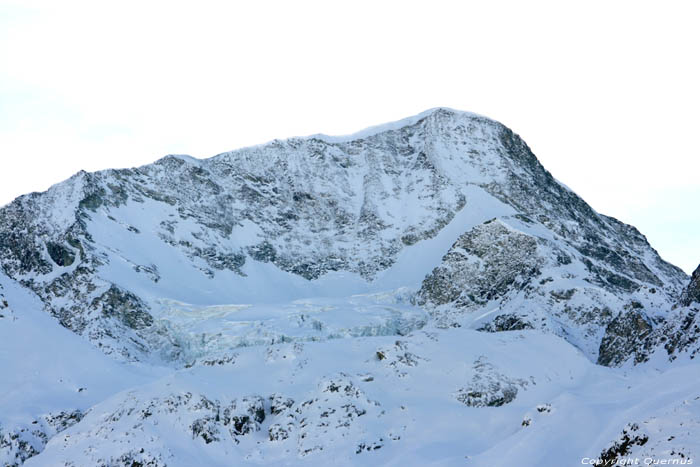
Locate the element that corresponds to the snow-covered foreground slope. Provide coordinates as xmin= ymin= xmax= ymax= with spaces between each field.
xmin=9 ymin=303 xmax=700 ymax=466
xmin=3 ymin=266 xmax=698 ymax=466
xmin=0 ymin=270 xmax=167 ymax=465
xmin=1 ymin=108 xmax=699 ymax=465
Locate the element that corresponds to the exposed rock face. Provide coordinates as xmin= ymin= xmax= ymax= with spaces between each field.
xmin=680 ymin=264 xmax=700 ymax=307
xmin=476 ymin=313 xmax=534 ymax=332
xmin=454 ymin=357 xmax=529 ymax=407
xmin=598 ymin=423 xmax=650 ymax=465
xmin=0 ymin=410 xmax=84 ymax=466
xmin=91 ymin=285 xmax=153 ymax=330
xmin=597 ymin=309 xmax=654 ymax=366
xmin=626 ymin=267 xmax=700 ymax=364
xmin=660 ymin=309 xmax=700 ymax=360
xmin=669 ymin=267 xmax=700 ymax=349
xmin=417 ymin=220 xmax=542 ymax=307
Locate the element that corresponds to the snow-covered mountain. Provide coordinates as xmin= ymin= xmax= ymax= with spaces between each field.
xmin=1 ymin=108 xmax=698 ymax=466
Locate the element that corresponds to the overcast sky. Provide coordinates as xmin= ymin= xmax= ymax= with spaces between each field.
xmin=1 ymin=1 xmax=698 ymax=273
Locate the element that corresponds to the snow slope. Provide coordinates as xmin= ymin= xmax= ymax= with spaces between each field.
xmin=12 ymin=314 xmax=700 ymax=466
xmin=0 ymin=270 xmax=166 ymax=465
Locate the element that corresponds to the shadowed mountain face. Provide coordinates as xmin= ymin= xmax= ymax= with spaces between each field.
xmin=1 ymin=108 xmax=698 ymax=466
xmin=627 ymin=265 xmax=700 ymax=365
xmin=680 ymin=265 xmax=700 ymax=307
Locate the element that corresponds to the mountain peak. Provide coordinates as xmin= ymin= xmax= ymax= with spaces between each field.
xmin=0 ymin=107 xmax=687 ymax=363
xmin=304 ymin=107 xmax=485 ymax=144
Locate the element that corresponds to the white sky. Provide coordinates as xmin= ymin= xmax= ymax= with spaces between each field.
xmin=1 ymin=1 xmax=698 ymax=274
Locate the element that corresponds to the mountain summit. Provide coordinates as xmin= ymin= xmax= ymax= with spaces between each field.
xmin=1 ymin=109 xmax=698 ymax=466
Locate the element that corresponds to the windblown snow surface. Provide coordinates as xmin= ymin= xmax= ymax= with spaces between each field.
xmin=1 ymin=108 xmax=698 ymax=466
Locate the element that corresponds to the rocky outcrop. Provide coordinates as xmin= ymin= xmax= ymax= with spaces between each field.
xmin=595 ymin=394 xmax=700 ymax=465
xmin=680 ymin=264 xmax=700 ymax=307
xmin=598 ymin=423 xmax=649 ymax=465
xmin=31 ymin=374 xmax=388 ymax=463
xmin=416 ymin=220 xmax=542 ymax=307
xmin=90 ymin=285 xmax=153 ymax=330
xmin=597 ymin=309 xmax=654 ymax=366
xmin=476 ymin=313 xmax=534 ymax=332
xmin=610 ymin=265 xmax=700 ymax=365
xmin=454 ymin=357 xmax=529 ymax=407
xmin=616 ymin=268 xmax=700 ymax=363
xmin=0 ymin=410 xmax=84 ymax=466
xmin=415 ymin=213 xmax=679 ymax=364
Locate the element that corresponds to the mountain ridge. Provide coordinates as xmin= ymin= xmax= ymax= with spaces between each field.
xmin=0 ymin=108 xmax=688 ymax=363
